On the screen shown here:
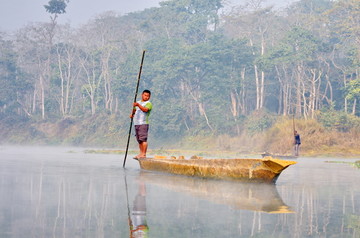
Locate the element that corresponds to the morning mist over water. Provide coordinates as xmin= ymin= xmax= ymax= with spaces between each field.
xmin=0 ymin=146 xmax=359 ymax=237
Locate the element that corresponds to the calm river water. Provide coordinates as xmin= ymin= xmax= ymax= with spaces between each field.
xmin=0 ymin=146 xmax=359 ymax=238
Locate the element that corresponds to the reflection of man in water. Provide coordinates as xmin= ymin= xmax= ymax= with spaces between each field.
xmin=294 ymin=130 xmax=301 ymax=156
xmin=129 ymin=181 xmax=148 ymax=238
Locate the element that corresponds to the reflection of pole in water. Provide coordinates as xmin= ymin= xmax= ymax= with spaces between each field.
xmin=85 ymin=177 xmax=93 ymax=230
xmin=251 ymin=211 xmax=262 ymax=236
xmin=36 ymin=162 xmax=44 ymax=219
xmin=53 ymin=178 xmax=63 ymax=235
xmin=128 ymin=178 xmax=149 ymax=238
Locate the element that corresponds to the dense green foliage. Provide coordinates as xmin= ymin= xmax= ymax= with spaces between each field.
xmin=0 ymin=0 xmax=359 ymax=147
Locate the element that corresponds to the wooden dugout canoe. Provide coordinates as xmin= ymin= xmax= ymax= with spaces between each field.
xmin=134 ymin=156 xmax=296 ymax=184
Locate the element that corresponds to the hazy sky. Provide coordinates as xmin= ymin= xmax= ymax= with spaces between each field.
xmin=0 ymin=0 xmax=161 ymax=32
xmin=0 ymin=0 xmax=296 ymax=32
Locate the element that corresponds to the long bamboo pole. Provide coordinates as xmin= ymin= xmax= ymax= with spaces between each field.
xmin=123 ymin=50 xmax=146 ymax=168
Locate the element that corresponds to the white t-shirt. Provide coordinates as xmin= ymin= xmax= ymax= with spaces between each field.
xmin=134 ymin=100 xmax=152 ymax=125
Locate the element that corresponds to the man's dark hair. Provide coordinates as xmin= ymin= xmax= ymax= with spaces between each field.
xmin=143 ymin=89 xmax=151 ymax=95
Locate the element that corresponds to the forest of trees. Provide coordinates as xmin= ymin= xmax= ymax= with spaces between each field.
xmin=0 ymin=0 xmax=359 ymax=145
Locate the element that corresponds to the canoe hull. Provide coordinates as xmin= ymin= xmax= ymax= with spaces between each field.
xmin=135 ymin=157 xmax=296 ymax=183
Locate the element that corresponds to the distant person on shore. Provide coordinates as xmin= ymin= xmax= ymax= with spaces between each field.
xmin=294 ymin=130 xmax=301 ymax=156
xmin=130 ymin=90 xmax=152 ymax=159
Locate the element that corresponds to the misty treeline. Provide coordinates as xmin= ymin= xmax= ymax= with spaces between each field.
xmin=0 ymin=0 xmax=359 ymax=139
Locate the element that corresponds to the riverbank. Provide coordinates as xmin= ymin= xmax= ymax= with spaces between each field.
xmin=1 ymin=115 xmax=359 ymax=158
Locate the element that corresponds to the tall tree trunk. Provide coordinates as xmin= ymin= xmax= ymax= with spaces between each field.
xmin=344 ymin=74 xmax=348 ymax=113
xmin=59 ymin=53 xmax=65 ymax=116
xmin=32 ymin=88 xmax=37 ymax=114
xmin=249 ymin=38 xmax=261 ymax=110
xmin=185 ymin=80 xmax=214 ymax=132
xmin=352 ymin=99 xmax=357 ymax=115
xmin=198 ymin=102 xmax=214 ymax=132
xmin=115 ymin=97 xmax=118 ymax=114
xmin=230 ymin=90 xmax=237 ymax=117
xmin=240 ymin=68 xmax=247 ymax=115
xmin=309 ymin=69 xmax=321 ymax=119
xmin=101 ymin=50 xmax=113 ymax=112
xmin=81 ymin=58 xmax=101 ymax=115
xmin=276 ymin=64 xmax=291 ymax=116
xmin=254 ymin=64 xmax=260 ymax=110
xmin=57 ymin=46 xmax=77 ymax=117
xmin=259 ymin=32 xmax=266 ymax=109
xmin=323 ymin=61 xmax=333 ymax=105
xmin=275 ymin=65 xmax=286 ymax=115
xmin=40 ymin=75 xmax=45 ymax=120
xmin=260 ymin=71 xmax=265 ymax=108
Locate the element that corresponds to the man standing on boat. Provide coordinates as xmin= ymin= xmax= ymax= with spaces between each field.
xmin=130 ymin=90 xmax=152 ymax=159
xmin=294 ymin=130 xmax=301 ymax=156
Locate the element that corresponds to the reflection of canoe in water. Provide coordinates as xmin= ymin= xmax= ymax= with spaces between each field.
xmin=261 ymin=152 xmax=298 ymax=160
xmin=134 ymin=156 xmax=296 ymax=184
xmin=139 ymin=172 xmax=293 ymax=213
